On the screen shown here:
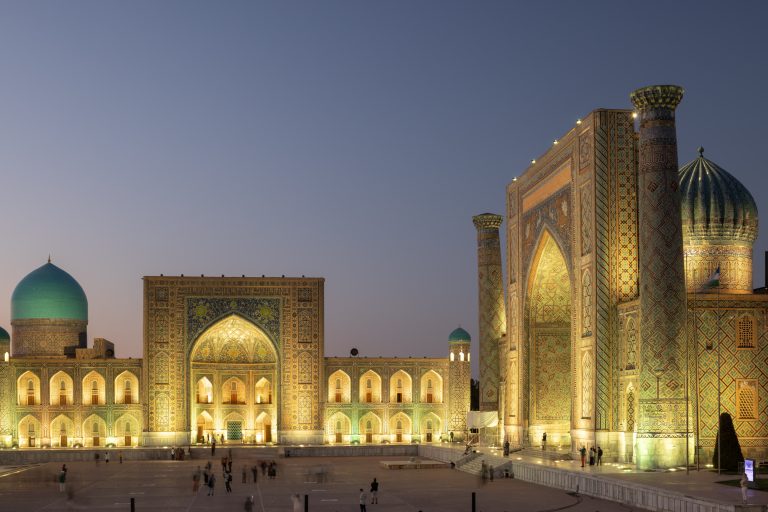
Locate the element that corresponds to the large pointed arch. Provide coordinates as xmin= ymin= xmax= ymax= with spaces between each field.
xmin=389 ymin=412 xmax=412 ymax=443
xmin=524 ymin=228 xmax=573 ymax=445
xmin=326 ymin=411 xmax=352 ymax=444
xmin=49 ymin=371 xmax=74 ymax=406
xmin=18 ymin=414 xmax=41 ymax=448
xmin=50 ymin=414 xmax=75 ymax=447
xmin=359 ymin=412 xmax=382 ymax=444
xmin=189 ymin=314 xmax=279 ymax=445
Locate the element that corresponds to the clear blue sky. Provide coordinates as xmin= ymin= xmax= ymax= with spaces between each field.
xmin=1 ymin=1 xmax=766 ymax=372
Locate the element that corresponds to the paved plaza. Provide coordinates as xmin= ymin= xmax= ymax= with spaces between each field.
xmin=0 ymin=454 xmax=635 ymax=512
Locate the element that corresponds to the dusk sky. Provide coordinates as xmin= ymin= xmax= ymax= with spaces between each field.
xmin=1 ymin=2 xmax=766 ymax=373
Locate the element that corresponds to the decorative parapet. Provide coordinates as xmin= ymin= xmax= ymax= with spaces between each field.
xmin=473 ymin=213 xmax=503 ymax=231
xmin=630 ymin=85 xmax=684 ymax=111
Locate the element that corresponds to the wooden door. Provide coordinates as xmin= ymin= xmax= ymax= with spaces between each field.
xmin=396 ymin=433 xmax=402 ymax=443
xmin=365 ymin=391 xmax=372 ymax=403
xmin=264 ymin=423 xmax=272 ymax=443
xmin=125 ymin=435 xmax=132 ymax=446
xmin=365 ymin=433 xmax=372 ymax=443
xmin=60 ymin=435 xmax=67 ymax=447
xmin=335 ymin=432 xmax=342 ymax=443
xmin=93 ymin=436 xmax=100 ymax=447
xmin=28 ymin=437 xmax=35 ymax=448
xmin=426 ymin=432 xmax=432 ymax=442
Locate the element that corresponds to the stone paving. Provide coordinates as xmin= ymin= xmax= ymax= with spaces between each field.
xmin=0 ymin=454 xmax=635 ymax=512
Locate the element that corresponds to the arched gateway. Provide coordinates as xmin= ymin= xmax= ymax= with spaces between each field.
xmin=190 ymin=314 xmax=278 ymax=444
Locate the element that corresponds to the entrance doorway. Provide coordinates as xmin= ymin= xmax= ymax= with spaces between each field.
xmin=526 ymin=231 xmax=572 ymax=445
xmin=227 ymin=421 xmax=243 ymax=442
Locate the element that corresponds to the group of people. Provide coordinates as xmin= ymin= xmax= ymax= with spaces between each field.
xmin=170 ymin=446 xmax=188 ymax=460
xmin=578 ymin=445 xmax=603 ymax=467
xmin=358 ymin=477 xmax=379 ymax=511
xmin=195 ymin=457 xmax=280 ymax=497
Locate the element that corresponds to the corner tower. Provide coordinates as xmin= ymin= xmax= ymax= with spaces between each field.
xmin=630 ymin=85 xmax=688 ymax=469
xmin=448 ymin=327 xmax=471 ymax=439
xmin=472 ymin=213 xmax=505 ymax=412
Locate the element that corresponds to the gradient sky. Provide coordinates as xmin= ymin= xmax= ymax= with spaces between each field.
xmin=1 ymin=2 xmax=767 ymax=375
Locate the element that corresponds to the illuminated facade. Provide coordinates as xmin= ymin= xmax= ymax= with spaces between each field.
xmin=0 ymin=269 xmax=470 ymax=448
xmin=488 ymin=85 xmax=768 ymax=469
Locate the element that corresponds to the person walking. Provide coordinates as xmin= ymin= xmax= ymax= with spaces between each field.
xmin=119 ymin=451 xmax=123 ymax=464
xmin=211 ymin=439 xmax=216 ymax=456
xmin=359 ymin=488 xmax=368 ymax=512
xmin=193 ymin=468 xmax=201 ymax=493
xmin=740 ymin=473 xmax=749 ymax=504
xmin=589 ymin=447 xmax=595 ymax=466
xmin=207 ymin=473 xmax=216 ymax=496
xmin=261 ymin=460 xmax=267 ymax=476
xmin=58 ymin=465 xmax=67 ymax=492
xmin=244 ymin=495 xmax=255 ymax=512
xmin=370 ymin=477 xmax=379 ymax=504
xmin=251 ymin=465 xmax=258 ymax=483
xmin=597 ymin=446 xmax=603 ymax=466
xmin=579 ymin=446 xmax=586 ymax=467
xmin=225 ymin=471 xmax=233 ymax=493
xmin=105 ymin=451 xmax=110 ymax=463
xmin=291 ymin=493 xmax=302 ymax=512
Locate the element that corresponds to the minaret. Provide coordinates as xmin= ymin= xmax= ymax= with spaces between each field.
xmin=630 ymin=85 xmax=688 ymax=469
xmin=472 ymin=213 xmax=505 ymax=412
xmin=448 ymin=327 xmax=471 ymax=441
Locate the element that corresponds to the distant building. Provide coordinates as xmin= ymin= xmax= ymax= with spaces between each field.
xmin=0 ymin=268 xmax=470 ymax=448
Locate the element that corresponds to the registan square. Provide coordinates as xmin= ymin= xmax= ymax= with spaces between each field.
xmin=1 ymin=2 xmax=767 ymax=511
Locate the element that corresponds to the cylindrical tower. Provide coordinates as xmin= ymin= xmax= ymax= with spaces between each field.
xmin=472 ymin=213 xmax=505 ymax=412
xmin=448 ymin=327 xmax=471 ymax=441
xmin=630 ymin=85 xmax=688 ymax=469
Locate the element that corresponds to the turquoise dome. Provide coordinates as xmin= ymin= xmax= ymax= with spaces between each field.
xmin=679 ymin=148 xmax=759 ymax=245
xmin=11 ymin=262 xmax=88 ymax=322
xmin=449 ymin=327 xmax=471 ymax=343
xmin=0 ymin=326 xmax=8 ymax=341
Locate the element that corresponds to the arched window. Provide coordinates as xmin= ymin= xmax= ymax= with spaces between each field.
xmin=230 ymin=381 xmax=238 ymax=404
xmin=459 ymin=351 xmax=465 ymax=362
xmin=125 ymin=380 xmax=132 ymax=404
xmin=426 ymin=379 xmax=433 ymax=403
xmin=366 ymin=378 xmax=372 ymax=403
xmin=450 ymin=352 xmax=455 ymax=362
xmin=27 ymin=379 xmax=35 ymax=405
xmin=396 ymin=379 xmax=403 ymax=403
xmin=91 ymin=381 xmax=99 ymax=405
xmin=335 ymin=378 xmax=342 ymax=403
xmin=59 ymin=381 xmax=67 ymax=406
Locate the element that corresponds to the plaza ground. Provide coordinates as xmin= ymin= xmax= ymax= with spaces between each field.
xmin=0 ymin=454 xmax=635 ymax=512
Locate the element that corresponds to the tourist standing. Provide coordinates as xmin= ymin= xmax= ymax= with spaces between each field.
xmin=207 ymin=473 xmax=216 ymax=496
xmin=597 ymin=446 xmax=603 ymax=466
xmin=359 ymin=488 xmax=368 ymax=512
xmin=542 ymin=432 xmax=547 ymax=451
xmin=579 ymin=446 xmax=586 ymax=467
xmin=370 ymin=478 xmax=379 ymax=504
xmin=105 ymin=451 xmax=110 ymax=463
xmin=58 ymin=464 xmax=67 ymax=492
xmin=503 ymin=439 xmax=510 ymax=456
xmin=211 ymin=439 xmax=216 ymax=456
xmin=225 ymin=471 xmax=233 ymax=493
xmin=251 ymin=465 xmax=258 ymax=483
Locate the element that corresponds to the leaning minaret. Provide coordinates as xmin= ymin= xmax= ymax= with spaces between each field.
xmin=472 ymin=213 xmax=505 ymax=412
xmin=630 ymin=85 xmax=688 ymax=469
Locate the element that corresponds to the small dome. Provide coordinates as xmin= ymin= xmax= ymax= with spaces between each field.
xmin=11 ymin=262 xmax=88 ymax=322
xmin=448 ymin=327 xmax=471 ymax=343
xmin=679 ymin=148 xmax=758 ymax=245
xmin=0 ymin=326 xmax=8 ymax=341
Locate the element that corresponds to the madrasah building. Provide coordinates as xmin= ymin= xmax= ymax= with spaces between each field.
xmin=0 ymin=84 xmax=766 ymax=471
xmin=0 ymin=266 xmax=472 ymax=451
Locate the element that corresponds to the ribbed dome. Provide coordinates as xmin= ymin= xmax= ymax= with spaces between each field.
xmin=679 ymin=148 xmax=758 ymax=245
xmin=11 ymin=262 xmax=88 ymax=322
xmin=448 ymin=327 xmax=471 ymax=343
xmin=0 ymin=326 xmax=8 ymax=341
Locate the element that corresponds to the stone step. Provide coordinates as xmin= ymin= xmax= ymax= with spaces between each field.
xmin=517 ymin=448 xmax=572 ymax=461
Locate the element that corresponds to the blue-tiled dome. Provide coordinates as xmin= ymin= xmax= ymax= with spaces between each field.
xmin=448 ymin=327 xmax=471 ymax=343
xmin=11 ymin=262 xmax=88 ymax=322
xmin=679 ymin=148 xmax=758 ymax=245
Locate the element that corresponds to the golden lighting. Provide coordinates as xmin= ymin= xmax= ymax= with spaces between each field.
xmin=576 ymin=119 xmax=582 ymax=125
xmin=632 ymin=112 xmax=638 ymax=119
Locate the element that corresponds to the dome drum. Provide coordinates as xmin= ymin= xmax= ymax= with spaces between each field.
xmin=11 ymin=318 xmax=87 ymax=358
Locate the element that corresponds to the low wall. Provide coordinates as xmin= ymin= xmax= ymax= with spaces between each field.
xmin=418 ymin=445 xmax=766 ymax=512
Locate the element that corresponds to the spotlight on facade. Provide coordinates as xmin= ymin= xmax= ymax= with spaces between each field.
xmin=576 ymin=119 xmax=582 ymax=125
xmin=553 ymin=139 xmax=558 ymax=145
xmin=632 ymin=112 xmax=638 ymax=118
